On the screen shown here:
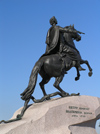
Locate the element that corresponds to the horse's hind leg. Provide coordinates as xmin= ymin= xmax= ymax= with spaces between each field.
xmin=39 ymin=77 xmax=51 ymax=99
xmin=53 ymin=75 xmax=69 ymax=96
xmin=80 ymin=60 xmax=93 ymax=76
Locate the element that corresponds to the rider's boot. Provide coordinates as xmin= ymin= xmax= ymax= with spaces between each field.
xmin=78 ymin=66 xmax=86 ymax=71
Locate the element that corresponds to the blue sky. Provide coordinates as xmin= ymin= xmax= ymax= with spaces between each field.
xmin=0 ymin=0 xmax=100 ymax=133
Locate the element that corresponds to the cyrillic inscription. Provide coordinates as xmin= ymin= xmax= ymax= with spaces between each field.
xmin=66 ymin=105 xmax=93 ymax=118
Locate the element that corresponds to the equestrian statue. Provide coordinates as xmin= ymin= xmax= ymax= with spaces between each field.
xmin=20 ymin=16 xmax=92 ymax=101
xmin=0 ymin=16 xmax=93 ymax=123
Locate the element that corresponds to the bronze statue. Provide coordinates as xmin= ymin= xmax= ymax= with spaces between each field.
xmin=0 ymin=16 xmax=93 ymax=123
xmin=20 ymin=16 xmax=92 ymax=101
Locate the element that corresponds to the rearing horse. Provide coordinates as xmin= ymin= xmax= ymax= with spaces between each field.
xmin=21 ymin=25 xmax=92 ymax=101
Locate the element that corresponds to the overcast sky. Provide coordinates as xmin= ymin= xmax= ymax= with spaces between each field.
xmin=0 ymin=0 xmax=100 ymax=133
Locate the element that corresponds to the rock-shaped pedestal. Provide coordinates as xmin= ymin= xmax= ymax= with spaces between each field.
xmin=0 ymin=95 xmax=100 ymax=134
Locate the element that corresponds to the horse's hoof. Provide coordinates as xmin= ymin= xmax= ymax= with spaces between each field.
xmin=75 ymin=77 xmax=79 ymax=81
xmin=46 ymin=96 xmax=51 ymax=100
xmin=62 ymin=92 xmax=69 ymax=97
xmin=88 ymin=71 xmax=93 ymax=77
xmin=65 ymin=93 xmax=70 ymax=96
xmin=17 ymin=114 xmax=22 ymax=119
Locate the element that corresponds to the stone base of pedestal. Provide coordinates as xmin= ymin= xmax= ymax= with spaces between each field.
xmin=0 ymin=95 xmax=100 ymax=134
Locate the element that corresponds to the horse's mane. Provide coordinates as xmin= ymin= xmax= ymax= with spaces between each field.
xmin=64 ymin=25 xmax=75 ymax=30
xmin=64 ymin=26 xmax=71 ymax=29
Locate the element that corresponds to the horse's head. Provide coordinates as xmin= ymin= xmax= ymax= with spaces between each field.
xmin=65 ymin=24 xmax=81 ymax=41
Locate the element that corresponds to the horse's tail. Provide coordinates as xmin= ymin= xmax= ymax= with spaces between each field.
xmin=20 ymin=59 xmax=43 ymax=101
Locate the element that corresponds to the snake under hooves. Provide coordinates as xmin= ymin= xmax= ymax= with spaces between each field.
xmin=0 ymin=92 xmax=80 ymax=124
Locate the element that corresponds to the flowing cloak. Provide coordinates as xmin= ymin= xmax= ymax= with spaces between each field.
xmin=41 ymin=25 xmax=81 ymax=62
xmin=41 ymin=25 xmax=60 ymax=57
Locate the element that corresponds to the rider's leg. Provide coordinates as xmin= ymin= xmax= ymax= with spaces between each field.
xmin=58 ymin=53 xmax=67 ymax=74
xmin=78 ymin=66 xmax=86 ymax=71
xmin=61 ymin=59 xmax=67 ymax=74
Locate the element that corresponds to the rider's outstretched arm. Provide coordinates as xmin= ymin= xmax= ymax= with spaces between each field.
xmin=59 ymin=27 xmax=85 ymax=34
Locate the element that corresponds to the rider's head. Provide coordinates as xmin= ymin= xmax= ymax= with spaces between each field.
xmin=49 ymin=16 xmax=58 ymax=26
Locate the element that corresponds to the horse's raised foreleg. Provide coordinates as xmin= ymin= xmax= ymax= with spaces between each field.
xmin=80 ymin=60 xmax=93 ymax=76
xmin=75 ymin=66 xmax=80 ymax=81
xmin=53 ymin=75 xmax=69 ymax=96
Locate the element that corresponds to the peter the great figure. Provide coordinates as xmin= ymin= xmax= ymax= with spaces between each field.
xmin=0 ymin=16 xmax=93 ymax=123
xmin=45 ymin=16 xmax=81 ymax=61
